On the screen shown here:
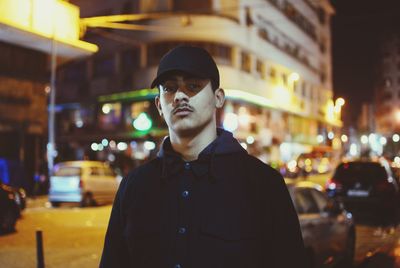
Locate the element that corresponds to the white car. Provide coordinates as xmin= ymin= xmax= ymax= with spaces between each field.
xmin=49 ymin=161 xmax=121 ymax=207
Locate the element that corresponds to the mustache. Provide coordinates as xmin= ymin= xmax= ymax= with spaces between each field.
xmin=172 ymin=104 xmax=194 ymax=114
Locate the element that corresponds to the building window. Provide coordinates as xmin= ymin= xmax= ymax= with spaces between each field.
xmin=318 ymin=8 xmax=326 ymax=24
xmin=269 ymin=68 xmax=277 ymax=80
xmin=241 ymin=51 xmax=251 ymax=73
xmin=99 ymin=102 xmax=122 ymax=130
xmin=121 ymin=48 xmax=140 ymax=72
xmin=258 ymin=28 xmax=270 ymax=42
xmin=94 ymin=55 xmax=115 ymax=77
xmin=302 ymin=82 xmax=307 ymax=97
xmin=62 ymin=61 xmax=87 ymax=82
xmin=256 ymin=59 xmax=265 ymax=79
xmin=147 ymin=41 xmax=233 ymax=67
xmin=282 ymin=73 xmax=287 ymax=86
xmin=382 ymin=92 xmax=392 ymax=102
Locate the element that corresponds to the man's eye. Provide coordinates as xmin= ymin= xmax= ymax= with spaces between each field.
xmin=161 ymin=85 xmax=177 ymax=93
xmin=187 ymin=83 xmax=202 ymax=91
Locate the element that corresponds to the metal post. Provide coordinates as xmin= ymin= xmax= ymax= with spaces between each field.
xmin=36 ymin=230 xmax=45 ymax=268
xmin=47 ymin=36 xmax=57 ymax=174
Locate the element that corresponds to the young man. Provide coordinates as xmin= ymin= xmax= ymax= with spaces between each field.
xmin=100 ymin=46 xmax=307 ymax=268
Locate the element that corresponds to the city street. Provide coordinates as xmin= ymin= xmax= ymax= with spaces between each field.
xmin=1 ymin=196 xmax=400 ymax=267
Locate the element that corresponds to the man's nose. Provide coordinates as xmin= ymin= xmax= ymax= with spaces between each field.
xmin=174 ymin=88 xmax=189 ymax=102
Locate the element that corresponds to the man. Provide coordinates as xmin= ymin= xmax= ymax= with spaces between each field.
xmin=100 ymin=46 xmax=307 ymax=268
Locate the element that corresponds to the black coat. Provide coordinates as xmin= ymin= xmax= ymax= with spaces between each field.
xmin=100 ymin=129 xmax=307 ymax=268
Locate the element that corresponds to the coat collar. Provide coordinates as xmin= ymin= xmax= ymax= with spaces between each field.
xmin=157 ymin=128 xmax=246 ymax=182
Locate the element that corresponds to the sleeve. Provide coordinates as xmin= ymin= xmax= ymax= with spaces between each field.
xmin=264 ymin=169 xmax=308 ymax=268
xmin=99 ymin=175 xmax=131 ymax=268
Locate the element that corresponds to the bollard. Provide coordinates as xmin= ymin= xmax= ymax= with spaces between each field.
xmin=36 ymin=230 xmax=45 ymax=268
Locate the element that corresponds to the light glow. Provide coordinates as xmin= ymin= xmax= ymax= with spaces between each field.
xmin=335 ymin=98 xmax=345 ymax=107
xmin=144 ymin=141 xmax=156 ymax=151
xmin=341 ymin=134 xmax=348 ymax=143
xmin=246 ymin=136 xmax=255 ymax=144
xmin=133 ymin=112 xmax=152 ymax=131
xmin=393 ymin=134 xmax=400 ymax=143
xmin=0 ymin=0 xmax=98 ymax=56
xmin=379 ymin=137 xmax=387 ymax=145
xmin=102 ymin=103 xmax=112 ymax=114
xmin=101 ymin=139 xmax=109 ymax=147
xmin=91 ymin=143 xmax=98 ymax=151
xmin=240 ymin=142 xmax=248 ymax=150
xmin=223 ymin=112 xmax=239 ymax=132
xmin=117 ymin=142 xmax=128 ymax=151
xmin=361 ymin=135 xmax=368 ymax=144
xmin=350 ymin=143 xmax=358 ymax=156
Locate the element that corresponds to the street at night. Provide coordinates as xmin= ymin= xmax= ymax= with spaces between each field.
xmin=1 ymin=0 xmax=400 ymax=267
xmin=1 ymin=195 xmax=400 ymax=268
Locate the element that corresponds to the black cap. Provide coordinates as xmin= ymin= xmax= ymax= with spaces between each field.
xmin=150 ymin=45 xmax=220 ymax=89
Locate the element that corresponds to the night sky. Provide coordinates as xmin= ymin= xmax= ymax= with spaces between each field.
xmin=331 ymin=0 xmax=400 ymax=127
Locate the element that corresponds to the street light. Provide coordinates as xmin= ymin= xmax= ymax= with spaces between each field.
xmin=393 ymin=134 xmax=400 ymax=143
xmin=361 ymin=135 xmax=368 ymax=144
xmin=335 ymin=97 xmax=345 ymax=107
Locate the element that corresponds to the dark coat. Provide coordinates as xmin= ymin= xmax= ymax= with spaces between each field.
xmin=100 ymin=129 xmax=307 ymax=268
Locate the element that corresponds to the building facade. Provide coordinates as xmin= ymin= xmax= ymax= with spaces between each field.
xmin=0 ymin=0 xmax=97 ymax=192
xmin=375 ymin=33 xmax=400 ymax=135
xmin=58 ymin=0 xmax=341 ymax=171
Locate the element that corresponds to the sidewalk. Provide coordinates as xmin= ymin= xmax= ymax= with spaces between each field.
xmin=26 ymin=195 xmax=50 ymax=210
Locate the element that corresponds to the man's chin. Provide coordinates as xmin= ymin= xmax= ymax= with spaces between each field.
xmin=171 ymin=123 xmax=200 ymax=137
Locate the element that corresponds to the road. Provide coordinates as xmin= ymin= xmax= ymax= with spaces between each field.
xmin=0 ymin=197 xmax=110 ymax=268
xmin=1 ymin=193 xmax=400 ymax=267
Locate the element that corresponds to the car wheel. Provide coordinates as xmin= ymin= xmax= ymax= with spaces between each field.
xmin=51 ymin=202 xmax=61 ymax=208
xmin=81 ymin=192 xmax=96 ymax=207
xmin=0 ymin=208 xmax=18 ymax=233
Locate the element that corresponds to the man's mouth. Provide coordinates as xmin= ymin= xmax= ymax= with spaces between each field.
xmin=173 ymin=106 xmax=193 ymax=116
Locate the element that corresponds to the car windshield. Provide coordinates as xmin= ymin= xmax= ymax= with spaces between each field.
xmin=53 ymin=166 xmax=82 ymax=177
xmin=334 ymin=162 xmax=388 ymax=184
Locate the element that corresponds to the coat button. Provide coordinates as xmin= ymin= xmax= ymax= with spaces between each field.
xmin=184 ymin=162 xmax=190 ymax=170
xmin=178 ymin=227 xmax=186 ymax=234
xmin=182 ymin=190 xmax=189 ymax=198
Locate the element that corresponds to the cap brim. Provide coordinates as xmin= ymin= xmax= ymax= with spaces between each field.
xmin=150 ymin=68 xmax=208 ymax=88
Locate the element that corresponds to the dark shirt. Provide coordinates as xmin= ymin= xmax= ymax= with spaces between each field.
xmin=100 ymin=129 xmax=307 ymax=268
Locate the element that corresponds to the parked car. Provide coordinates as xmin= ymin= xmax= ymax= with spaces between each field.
xmin=286 ymin=180 xmax=355 ymax=268
xmin=49 ymin=161 xmax=121 ymax=207
xmin=0 ymin=183 xmax=21 ymax=233
xmin=0 ymin=183 xmax=26 ymax=211
xmin=325 ymin=160 xmax=399 ymax=225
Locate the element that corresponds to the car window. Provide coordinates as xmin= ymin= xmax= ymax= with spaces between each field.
xmin=334 ymin=162 xmax=388 ymax=184
xmin=89 ymin=167 xmax=101 ymax=176
xmin=310 ymin=189 xmax=328 ymax=212
xmin=103 ymin=168 xmax=115 ymax=177
xmin=294 ymin=188 xmax=320 ymax=214
xmin=54 ymin=167 xmax=81 ymax=176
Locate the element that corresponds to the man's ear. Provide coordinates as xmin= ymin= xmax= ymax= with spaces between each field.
xmin=214 ymin=88 xmax=225 ymax=108
xmin=155 ymin=95 xmax=163 ymax=116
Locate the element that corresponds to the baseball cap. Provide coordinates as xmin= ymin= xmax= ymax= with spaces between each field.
xmin=150 ymin=45 xmax=220 ymax=90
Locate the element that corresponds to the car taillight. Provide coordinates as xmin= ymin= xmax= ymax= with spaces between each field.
xmin=326 ymin=178 xmax=342 ymax=191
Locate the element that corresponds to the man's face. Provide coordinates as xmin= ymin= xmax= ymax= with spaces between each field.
xmin=155 ymin=74 xmax=224 ymax=137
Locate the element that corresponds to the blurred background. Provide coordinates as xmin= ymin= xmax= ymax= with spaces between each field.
xmin=1 ymin=0 xmax=400 ymax=267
